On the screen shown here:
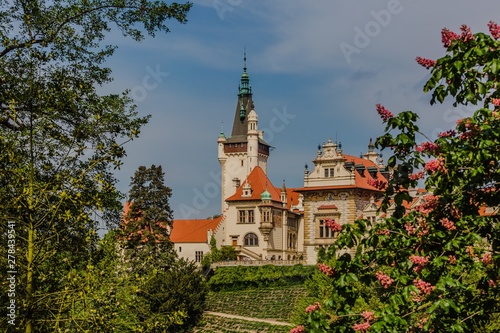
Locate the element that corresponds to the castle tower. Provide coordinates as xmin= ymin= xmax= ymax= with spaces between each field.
xmin=218 ymin=54 xmax=270 ymax=211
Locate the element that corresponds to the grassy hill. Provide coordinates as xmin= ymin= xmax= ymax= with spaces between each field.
xmin=190 ymin=265 xmax=314 ymax=333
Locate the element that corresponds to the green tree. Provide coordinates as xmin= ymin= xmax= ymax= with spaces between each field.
xmin=122 ymin=165 xmax=174 ymax=247
xmin=0 ymin=1 xmax=191 ymax=332
xmin=120 ymin=164 xmax=176 ymax=276
xmin=293 ymin=23 xmax=500 ymax=333
xmin=119 ymin=164 xmax=208 ymax=332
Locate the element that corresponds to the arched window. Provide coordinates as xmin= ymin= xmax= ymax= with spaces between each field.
xmin=244 ymin=233 xmax=259 ymax=246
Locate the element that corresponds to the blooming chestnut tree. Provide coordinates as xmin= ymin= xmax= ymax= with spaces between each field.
xmin=292 ymin=23 xmax=500 ymax=333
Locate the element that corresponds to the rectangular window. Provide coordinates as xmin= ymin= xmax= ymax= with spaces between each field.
xmin=179 ymin=246 xmax=182 ymax=253
xmin=330 ymin=168 xmax=335 ymax=177
xmin=195 ymin=251 xmax=203 ymax=262
xmin=248 ymin=210 xmax=254 ymax=223
xmin=239 ymin=210 xmax=246 ymax=223
xmin=324 ymin=169 xmax=329 ymax=177
xmin=263 ymin=211 xmax=270 ymax=222
xmin=318 ymin=219 xmax=334 ymax=238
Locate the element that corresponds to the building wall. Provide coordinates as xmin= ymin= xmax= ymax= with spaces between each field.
xmin=176 ymin=242 xmax=209 ymax=264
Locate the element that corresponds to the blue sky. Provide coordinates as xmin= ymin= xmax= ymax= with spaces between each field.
xmin=102 ymin=0 xmax=500 ymax=226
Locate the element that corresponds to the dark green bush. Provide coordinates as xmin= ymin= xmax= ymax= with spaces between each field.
xmin=207 ymin=264 xmax=315 ymax=291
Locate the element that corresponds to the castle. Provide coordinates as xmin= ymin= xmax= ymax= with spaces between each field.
xmin=170 ymin=57 xmax=389 ymax=265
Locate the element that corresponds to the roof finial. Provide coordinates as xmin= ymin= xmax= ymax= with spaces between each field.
xmin=243 ymin=47 xmax=247 ymax=73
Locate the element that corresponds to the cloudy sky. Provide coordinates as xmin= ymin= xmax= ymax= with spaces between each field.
xmin=103 ymin=0 xmax=500 ymax=225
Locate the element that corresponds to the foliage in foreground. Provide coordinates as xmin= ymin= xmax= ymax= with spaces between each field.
xmin=0 ymin=1 xmax=191 ymax=332
xmin=292 ymin=23 xmax=500 ymax=333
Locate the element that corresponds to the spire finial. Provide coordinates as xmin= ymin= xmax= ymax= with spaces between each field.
xmin=243 ymin=47 xmax=247 ymax=73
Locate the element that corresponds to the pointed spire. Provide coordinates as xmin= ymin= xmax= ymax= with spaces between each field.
xmin=239 ymin=49 xmax=251 ymax=96
xmin=368 ymin=137 xmax=375 ymax=152
xmin=243 ymin=47 xmax=247 ymax=73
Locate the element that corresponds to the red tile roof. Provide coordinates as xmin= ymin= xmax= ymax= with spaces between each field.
xmin=225 ymin=166 xmax=302 ymax=214
xmin=226 ymin=166 xmax=282 ymax=202
xmin=170 ymin=216 xmax=223 ymax=243
xmin=318 ymin=204 xmax=338 ymax=210
xmin=123 ymin=202 xmax=223 ymax=243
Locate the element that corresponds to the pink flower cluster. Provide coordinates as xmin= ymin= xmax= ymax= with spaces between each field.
xmin=424 ymin=158 xmax=446 ymax=174
xmin=318 ymin=263 xmax=335 ymax=277
xmin=491 ymin=98 xmax=500 ymax=106
xmin=376 ymin=104 xmax=393 ymax=122
xmin=415 ymin=195 xmax=439 ymax=215
xmin=362 ymin=311 xmax=375 ymax=322
xmin=441 ymin=28 xmax=460 ymax=47
xmin=460 ymin=24 xmax=474 ymax=42
xmin=440 ymin=218 xmax=456 ymax=231
xmin=482 ymin=252 xmax=492 ymax=266
xmin=367 ymin=178 xmax=387 ymax=190
xmin=448 ymin=255 xmax=457 ymax=264
xmin=488 ymin=280 xmax=496 ymax=288
xmin=305 ymin=302 xmax=321 ymax=313
xmin=325 ymin=219 xmax=342 ymax=232
xmin=416 ymin=141 xmax=439 ymax=154
xmin=437 ymin=130 xmax=456 ymax=138
xmin=415 ymin=56 xmax=436 ymax=69
xmin=459 ymin=131 xmax=474 ymax=140
xmin=413 ymin=278 xmax=435 ymax=295
xmin=290 ymin=325 xmax=305 ymax=333
xmin=488 ymin=21 xmax=500 ymax=39
xmin=466 ymin=246 xmax=475 ymax=258
xmin=409 ymin=255 xmax=430 ymax=266
xmin=405 ymin=222 xmax=416 ymax=235
xmin=375 ymin=271 xmax=394 ymax=289
xmin=405 ymin=217 xmax=430 ymax=237
xmin=409 ymin=170 xmax=425 ymax=181
xmin=353 ymin=311 xmax=376 ymax=332
xmin=376 ymin=229 xmax=390 ymax=235
xmin=353 ymin=321 xmax=371 ymax=332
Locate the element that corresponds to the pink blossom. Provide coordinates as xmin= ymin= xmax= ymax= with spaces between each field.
xmin=466 ymin=246 xmax=475 ymax=258
xmin=409 ymin=255 xmax=430 ymax=266
xmin=415 ymin=141 xmax=439 ymax=154
xmin=318 ymin=263 xmax=335 ymax=277
xmin=305 ymin=302 xmax=321 ymax=313
xmin=415 ymin=56 xmax=436 ymax=69
xmin=491 ymin=98 xmax=500 ymax=106
xmin=414 ymin=195 xmax=439 ymax=215
xmin=425 ymin=158 xmax=446 ymax=174
xmin=376 ymin=103 xmax=393 ymax=122
xmin=488 ymin=21 xmax=500 ymax=39
xmin=409 ymin=170 xmax=425 ymax=181
xmin=460 ymin=24 xmax=474 ymax=42
xmin=482 ymin=252 xmax=492 ymax=266
xmin=488 ymin=280 xmax=496 ymax=288
xmin=440 ymin=218 xmax=456 ymax=231
xmin=437 ymin=130 xmax=456 ymax=138
xmin=376 ymin=229 xmax=390 ymax=235
xmin=290 ymin=325 xmax=305 ymax=333
xmin=353 ymin=321 xmax=371 ymax=332
xmin=448 ymin=255 xmax=457 ymax=264
xmin=362 ymin=311 xmax=375 ymax=322
xmin=325 ymin=219 xmax=342 ymax=232
xmin=441 ymin=28 xmax=460 ymax=47
xmin=367 ymin=178 xmax=387 ymax=190
xmin=405 ymin=222 xmax=416 ymax=235
xmin=413 ymin=278 xmax=435 ymax=295
xmin=459 ymin=131 xmax=474 ymax=140
xmin=375 ymin=271 xmax=394 ymax=289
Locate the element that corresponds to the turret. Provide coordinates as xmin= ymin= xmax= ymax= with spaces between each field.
xmin=247 ymin=109 xmax=258 ymax=173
